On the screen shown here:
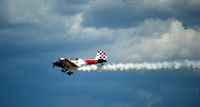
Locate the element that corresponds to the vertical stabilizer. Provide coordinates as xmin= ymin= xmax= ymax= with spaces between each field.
xmin=95 ymin=50 xmax=107 ymax=60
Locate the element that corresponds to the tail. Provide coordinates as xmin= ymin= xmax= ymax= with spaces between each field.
xmin=95 ymin=50 xmax=107 ymax=60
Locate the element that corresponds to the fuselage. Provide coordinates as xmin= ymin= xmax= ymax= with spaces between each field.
xmin=53 ymin=58 xmax=107 ymax=69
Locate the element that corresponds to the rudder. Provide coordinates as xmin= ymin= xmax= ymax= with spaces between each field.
xmin=95 ymin=50 xmax=107 ymax=60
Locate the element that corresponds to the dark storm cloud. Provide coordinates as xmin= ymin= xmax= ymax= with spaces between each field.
xmin=0 ymin=0 xmax=200 ymax=63
xmin=0 ymin=0 xmax=200 ymax=107
xmin=82 ymin=0 xmax=170 ymax=28
xmin=0 ymin=0 xmax=103 ymax=76
xmin=0 ymin=0 xmax=98 ymax=53
xmin=52 ymin=0 xmax=91 ymax=15
xmin=81 ymin=0 xmax=200 ymax=28
xmin=0 ymin=18 xmax=25 ymax=29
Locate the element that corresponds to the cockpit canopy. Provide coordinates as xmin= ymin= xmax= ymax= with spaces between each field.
xmin=59 ymin=58 xmax=79 ymax=61
xmin=59 ymin=58 xmax=65 ymax=60
xmin=69 ymin=58 xmax=79 ymax=60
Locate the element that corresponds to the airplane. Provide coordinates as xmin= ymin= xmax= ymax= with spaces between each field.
xmin=53 ymin=50 xmax=107 ymax=75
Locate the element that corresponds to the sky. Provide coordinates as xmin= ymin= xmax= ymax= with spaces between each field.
xmin=0 ymin=0 xmax=200 ymax=107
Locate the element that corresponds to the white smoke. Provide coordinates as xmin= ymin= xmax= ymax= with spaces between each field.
xmin=78 ymin=60 xmax=200 ymax=71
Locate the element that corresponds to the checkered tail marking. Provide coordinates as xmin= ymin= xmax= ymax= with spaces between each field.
xmin=95 ymin=50 xmax=107 ymax=60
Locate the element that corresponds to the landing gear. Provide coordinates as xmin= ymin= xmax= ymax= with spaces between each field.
xmin=61 ymin=69 xmax=66 ymax=73
xmin=66 ymin=71 xmax=74 ymax=76
xmin=61 ymin=69 xmax=73 ymax=76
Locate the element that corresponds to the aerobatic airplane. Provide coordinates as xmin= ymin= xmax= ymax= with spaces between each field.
xmin=53 ymin=50 xmax=107 ymax=75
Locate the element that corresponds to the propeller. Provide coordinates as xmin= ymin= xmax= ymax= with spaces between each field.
xmin=53 ymin=62 xmax=56 ymax=68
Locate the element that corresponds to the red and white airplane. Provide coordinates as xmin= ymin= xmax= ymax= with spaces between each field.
xmin=53 ymin=50 xmax=107 ymax=75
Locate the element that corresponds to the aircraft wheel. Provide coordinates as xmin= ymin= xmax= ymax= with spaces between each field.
xmin=67 ymin=72 xmax=73 ymax=75
xmin=61 ymin=69 xmax=66 ymax=73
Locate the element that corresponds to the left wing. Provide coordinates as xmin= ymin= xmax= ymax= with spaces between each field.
xmin=60 ymin=58 xmax=78 ymax=69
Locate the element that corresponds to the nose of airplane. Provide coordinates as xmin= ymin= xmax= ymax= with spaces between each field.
xmin=53 ymin=61 xmax=59 ymax=68
xmin=53 ymin=61 xmax=64 ymax=68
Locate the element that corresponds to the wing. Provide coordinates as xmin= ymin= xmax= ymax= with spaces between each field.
xmin=61 ymin=59 xmax=78 ymax=69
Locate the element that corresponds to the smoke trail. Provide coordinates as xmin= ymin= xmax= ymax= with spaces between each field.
xmin=78 ymin=60 xmax=200 ymax=71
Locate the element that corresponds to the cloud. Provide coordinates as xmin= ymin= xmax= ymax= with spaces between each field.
xmin=0 ymin=0 xmax=200 ymax=64
xmin=0 ymin=0 xmax=90 ymax=23
xmin=0 ymin=0 xmax=97 ymax=58
xmin=108 ymin=20 xmax=200 ymax=62
xmin=81 ymin=0 xmax=200 ymax=28
xmin=0 ymin=1 xmax=200 ymax=107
